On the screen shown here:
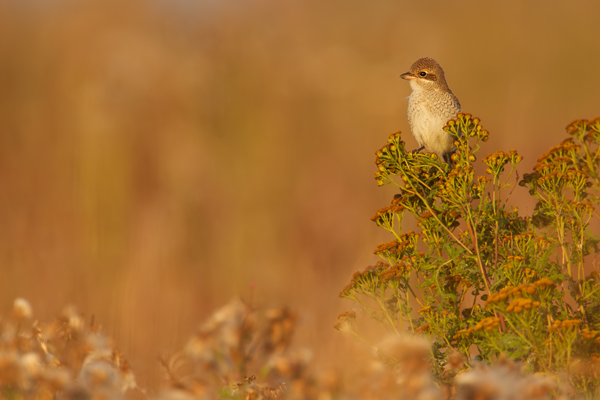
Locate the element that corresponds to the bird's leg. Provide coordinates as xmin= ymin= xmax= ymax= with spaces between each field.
xmin=443 ymin=151 xmax=456 ymax=167
xmin=411 ymin=146 xmax=425 ymax=154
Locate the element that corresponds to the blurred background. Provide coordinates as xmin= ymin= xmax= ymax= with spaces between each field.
xmin=0 ymin=0 xmax=599 ymax=387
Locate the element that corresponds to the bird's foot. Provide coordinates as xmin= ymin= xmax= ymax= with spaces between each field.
xmin=443 ymin=151 xmax=456 ymax=166
xmin=411 ymin=146 xmax=425 ymax=154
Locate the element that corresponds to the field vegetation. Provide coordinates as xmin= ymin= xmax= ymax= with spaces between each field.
xmin=0 ymin=0 xmax=599 ymax=398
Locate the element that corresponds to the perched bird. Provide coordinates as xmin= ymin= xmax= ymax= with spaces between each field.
xmin=400 ymin=57 xmax=461 ymax=163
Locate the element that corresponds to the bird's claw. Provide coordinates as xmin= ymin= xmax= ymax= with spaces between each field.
xmin=411 ymin=146 xmax=425 ymax=154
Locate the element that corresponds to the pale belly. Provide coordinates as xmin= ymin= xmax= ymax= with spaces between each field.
xmin=407 ymin=97 xmax=458 ymax=158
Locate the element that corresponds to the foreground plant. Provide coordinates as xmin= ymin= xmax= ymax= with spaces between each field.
xmin=0 ymin=298 xmax=321 ymax=400
xmin=338 ymin=115 xmax=600 ymax=397
xmin=0 ymin=298 xmax=137 ymax=399
xmin=0 ymin=296 xmax=564 ymax=400
xmin=159 ymin=298 xmax=312 ymax=400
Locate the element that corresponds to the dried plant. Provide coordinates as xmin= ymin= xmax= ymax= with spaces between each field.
xmin=0 ymin=298 xmax=137 ymax=399
xmin=157 ymin=298 xmax=322 ymax=400
xmin=0 ymin=295 xmax=569 ymax=400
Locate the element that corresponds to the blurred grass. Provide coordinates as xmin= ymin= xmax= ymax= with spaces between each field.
xmin=0 ymin=0 xmax=599 ymax=387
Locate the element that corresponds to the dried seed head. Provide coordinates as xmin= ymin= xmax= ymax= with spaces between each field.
xmin=13 ymin=298 xmax=33 ymax=320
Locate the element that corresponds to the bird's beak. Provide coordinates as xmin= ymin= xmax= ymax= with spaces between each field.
xmin=400 ymin=72 xmax=415 ymax=81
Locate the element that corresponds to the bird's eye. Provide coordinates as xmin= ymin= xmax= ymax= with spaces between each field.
xmin=419 ymin=71 xmax=427 ymax=77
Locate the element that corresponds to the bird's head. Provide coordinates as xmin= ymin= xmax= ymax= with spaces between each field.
xmin=400 ymin=57 xmax=449 ymax=92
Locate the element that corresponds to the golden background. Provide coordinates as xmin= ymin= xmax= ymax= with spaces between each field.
xmin=1 ymin=0 xmax=599 ymax=386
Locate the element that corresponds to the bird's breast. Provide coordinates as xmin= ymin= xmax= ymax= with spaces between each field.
xmin=406 ymin=90 xmax=461 ymax=157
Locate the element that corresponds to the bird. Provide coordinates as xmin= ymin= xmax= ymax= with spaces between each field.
xmin=400 ymin=57 xmax=461 ymax=163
